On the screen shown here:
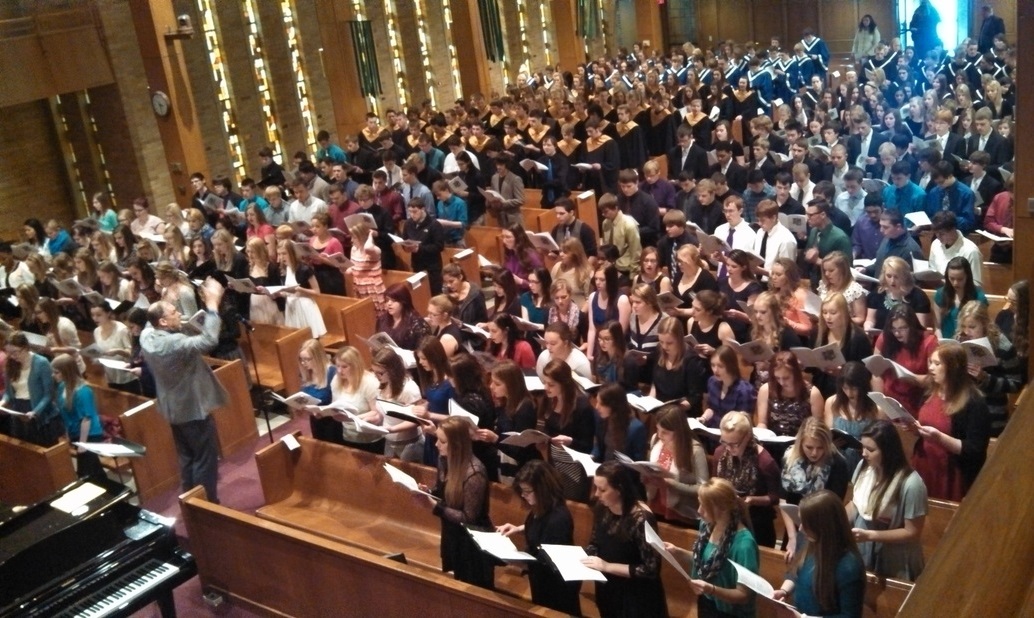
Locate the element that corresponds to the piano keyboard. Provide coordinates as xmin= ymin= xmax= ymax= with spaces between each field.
xmin=56 ymin=559 xmax=180 ymax=618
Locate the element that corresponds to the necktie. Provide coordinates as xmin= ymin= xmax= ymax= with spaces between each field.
xmin=718 ymin=227 xmax=736 ymax=280
xmin=564 ymin=224 xmax=571 ymax=241
xmin=545 ymin=159 xmax=555 ymax=204
xmin=979 ymin=136 xmax=987 ymax=152
xmin=759 ymin=230 xmax=769 ymax=259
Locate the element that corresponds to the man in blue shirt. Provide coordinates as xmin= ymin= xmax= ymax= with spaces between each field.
xmin=834 ymin=169 xmax=868 ymax=225
xmin=861 ymin=208 xmax=923 ymax=278
xmin=925 ymin=160 xmax=976 ymax=233
xmin=315 ymin=130 xmax=346 ymax=164
xmin=881 ymin=161 xmax=926 ymax=215
xmin=432 ymin=180 xmax=468 ymax=247
xmin=852 ymin=193 xmax=884 ymax=260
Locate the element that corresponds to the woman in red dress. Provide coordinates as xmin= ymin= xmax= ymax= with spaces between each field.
xmin=873 ymin=304 xmax=937 ymax=417
xmin=910 ymin=342 xmax=991 ymax=501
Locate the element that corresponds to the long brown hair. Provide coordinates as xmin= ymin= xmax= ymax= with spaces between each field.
xmin=933 ymin=342 xmax=979 ymax=416
xmin=796 ymin=490 xmax=862 ymax=613
xmin=597 ymin=383 xmax=632 ymax=457
xmin=52 ymin=353 xmax=82 ymax=409
xmin=513 ymin=459 xmax=566 ymax=518
xmin=543 ymin=359 xmax=578 ymax=425
xmin=655 ymin=405 xmax=696 ymax=473
xmin=490 ymin=361 xmax=532 ymax=418
xmin=439 ymin=416 xmax=475 ymax=506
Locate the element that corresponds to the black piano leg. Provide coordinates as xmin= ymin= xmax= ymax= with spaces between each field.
xmin=156 ymin=589 xmax=177 ymax=618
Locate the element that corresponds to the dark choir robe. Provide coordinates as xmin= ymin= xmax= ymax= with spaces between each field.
xmin=466 ymin=135 xmax=495 ymax=175
xmin=485 ymin=112 xmax=508 ymax=139
xmin=645 ymin=109 xmax=677 ymax=157
xmin=522 ymin=124 xmax=554 ymax=157
xmin=725 ymin=88 xmax=761 ymax=148
xmin=429 ymin=128 xmax=454 ymax=151
xmin=616 ymin=121 xmax=649 ymax=172
xmin=580 ymin=135 xmax=620 ymax=196
xmin=556 ymin=138 xmax=584 ymax=191
xmin=530 ymin=153 xmax=571 ymax=207
xmin=358 ymin=125 xmax=383 ymax=153
xmin=681 ymin=112 xmax=715 ymax=150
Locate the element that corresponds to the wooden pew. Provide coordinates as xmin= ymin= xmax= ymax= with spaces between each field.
xmin=574 ymin=190 xmax=600 ymax=237
xmin=524 ymin=188 xmax=543 ymax=209
xmin=380 ymin=269 xmax=431 ymax=313
xmin=922 ymin=499 xmax=958 ymax=562
xmin=240 ymin=323 xmax=309 ymax=394
xmin=981 ymin=262 xmax=1011 ymax=296
xmin=179 ymin=486 xmax=564 ymax=617
xmin=206 ymin=357 xmax=259 ymax=457
xmin=468 ymin=225 xmax=505 ymax=265
xmin=446 ymin=247 xmax=481 ymax=287
xmin=254 ymin=437 xmax=911 ymax=618
xmin=521 ymin=206 xmax=558 ymax=234
xmin=311 ymin=293 xmax=377 ymax=352
xmin=116 ymin=399 xmax=180 ymax=502
xmin=0 ymin=434 xmax=76 ymax=505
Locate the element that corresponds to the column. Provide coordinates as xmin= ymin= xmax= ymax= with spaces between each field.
xmin=449 ymin=0 xmax=493 ymax=97
xmin=128 ymin=0 xmax=210 ymax=208
xmin=313 ymin=0 xmax=370 ymax=139
xmin=634 ymin=0 xmax=664 ymax=51
xmin=551 ymin=0 xmax=582 ymax=72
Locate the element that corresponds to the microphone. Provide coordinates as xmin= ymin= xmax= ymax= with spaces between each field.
xmin=238 ymin=316 xmax=255 ymax=332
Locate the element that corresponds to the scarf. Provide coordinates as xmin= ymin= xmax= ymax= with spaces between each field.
xmin=692 ymin=509 xmax=743 ymax=583
xmin=780 ymin=456 xmax=832 ymax=496
xmin=717 ymin=440 xmax=760 ymax=497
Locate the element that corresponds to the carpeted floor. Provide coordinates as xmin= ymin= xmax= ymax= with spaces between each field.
xmin=130 ymin=412 xmax=308 ymax=618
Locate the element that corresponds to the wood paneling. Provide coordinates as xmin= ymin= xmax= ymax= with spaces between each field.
xmin=693 ymin=0 xmax=893 ymax=53
xmin=970 ymin=0 xmax=1017 ymax=43
xmin=0 ymin=100 xmax=75 ymax=240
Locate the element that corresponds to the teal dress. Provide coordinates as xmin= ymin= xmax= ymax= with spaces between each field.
xmin=519 ymin=292 xmax=549 ymax=327
xmin=692 ymin=526 xmax=759 ymax=618
xmin=934 ymin=287 xmax=987 ymax=338
xmin=790 ymin=550 xmax=865 ymax=617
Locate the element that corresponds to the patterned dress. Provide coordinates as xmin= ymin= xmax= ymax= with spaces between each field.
xmin=350 ymin=241 xmax=385 ymax=314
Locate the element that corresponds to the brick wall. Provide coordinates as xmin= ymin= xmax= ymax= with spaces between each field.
xmin=257 ymin=0 xmax=308 ymax=160
xmin=293 ymin=0 xmax=338 ymax=144
xmin=94 ymin=0 xmax=176 ymax=210
xmin=360 ymin=0 xmax=402 ymax=115
xmin=423 ymin=0 xmax=458 ymax=106
xmin=0 ymin=100 xmax=76 ymax=240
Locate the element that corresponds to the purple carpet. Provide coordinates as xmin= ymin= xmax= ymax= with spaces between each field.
xmin=130 ymin=414 xmax=309 ymax=618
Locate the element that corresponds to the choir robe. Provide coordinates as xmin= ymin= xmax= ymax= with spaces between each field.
xmin=616 ymin=121 xmax=649 ymax=172
xmin=580 ymin=135 xmax=620 ymax=196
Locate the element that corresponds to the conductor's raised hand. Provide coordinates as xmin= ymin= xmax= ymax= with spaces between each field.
xmin=200 ymin=277 xmax=225 ymax=310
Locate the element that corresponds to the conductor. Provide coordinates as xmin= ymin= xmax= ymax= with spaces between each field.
xmin=141 ymin=277 xmax=229 ymax=503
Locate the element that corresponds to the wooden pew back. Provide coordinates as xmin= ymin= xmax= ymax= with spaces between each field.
xmin=467 ymin=225 xmax=505 ymax=265
xmin=311 ymin=293 xmax=377 ymax=353
xmin=206 ymin=357 xmax=258 ymax=456
xmin=981 ymin=262 xmax=1012 ymax=296
xmin=180 ymin=486 xmax=564 ymax=617
xmin=0 ymin=434 xmax=76 ymax=505
xmin=117 ymin=398 xmax=180 ymax=501
xmin=241 ymin=323 xmax=309 ymax=394
xmin=446 ymin=247 xmax=481 ymax=287
xmin=253 ymin=438 xmax=911 ymax=617
xmin=380 ymin=270 xmax=431 ymax=315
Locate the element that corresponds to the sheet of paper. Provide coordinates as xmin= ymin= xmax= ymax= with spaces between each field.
xmin=731 ymin=560 xmax=796 ymax=609
xmin=383 ymin=462 xmax=438 ymax=500
xmin=73 ymin=442 xmax=138 ymax=457
xmin=561 ymin=445 xmax=599 ymax=476
xmin=448 ymin=399 xmax=480 ymax=426
xmin=644 ymin=522 xmax=692 ymax=581
xmin=50 ymin=482 xmax=107 ymax=513
xmin=539 ymin=544 xmax=607 ymax=581
xmin=499 ymin=429 xmax=551 ymax=447
xmin=467 ymin=529 xmax=536 ymax=561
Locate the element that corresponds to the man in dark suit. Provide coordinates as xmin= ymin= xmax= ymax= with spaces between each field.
xmin=783 ymin=137 xmax=825 ymax=183
xmin=667 ymin=127 xmax=710 ymax=182
xmin=709 ymin=141 xmax=748 ymax=193
xmin=966 ymin=151 xmax=1003 ymax=221
xmin=846 ymin=113 xmax=889 ymax=175
xmin=930 ymin=109 xmax=967 ymax=176
xmin=978 ymin=4 xmax=1006 ymax=53
xmin=966 ymin=107 xmax=1008 ymax=167
xmin=749 ymin=116 xmax=787 ymax=156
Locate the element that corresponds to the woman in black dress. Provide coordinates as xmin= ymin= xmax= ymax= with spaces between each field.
xmin=583 ymin=461 xmax=668 ymax=618
xmin=477 ymin=361 xmax=540 ymax=481
xmin=496 ymin=460 xmax=582 ymax=615
xmin=449 ymin=354 xmax=498 ymax=482
xmin=417 ymin=416 xmax=494 ymax=589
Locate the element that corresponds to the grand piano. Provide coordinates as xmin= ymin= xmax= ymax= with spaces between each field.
xmin=0 ymin=477 xmax=196 ymax=617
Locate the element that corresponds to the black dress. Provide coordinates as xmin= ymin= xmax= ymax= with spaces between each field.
xmin=586 ymin=504 xmax=668 ymax=618
xmin=495 ymin=399 xmax=540 ymax=479
xmin=525 ymin=504 xmax=582 ymax=616
xmin=431 ymin=456 xmax=494 ymax=589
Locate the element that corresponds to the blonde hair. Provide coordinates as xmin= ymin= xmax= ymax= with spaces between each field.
xmin=245 ymin=237 xmax=270 ymax=268
xmin=955 ymin=301 xmax=1001 ymax=347
xmin=879 ymin=256 xmax=915 ymax=290
xmin=719 ymin=410 xmax=753 ymax=438
xmin=300 ymin=339 xmax=330 ymax=389
xmin=428 ymin=294 xmax=454 ymax=317
xmin=676 ymin=243 xmax=708 ymax=274
xmin=785 ymin=417 xmax=837 ymax=467
xmin=698 ymin=477 xmax=750 ymax=524
xmin=333 ymin=346 xmax=366 ymax=392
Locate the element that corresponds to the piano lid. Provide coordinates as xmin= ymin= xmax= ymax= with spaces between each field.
xmin=0 ymin=476 xmax=130 ymax=565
